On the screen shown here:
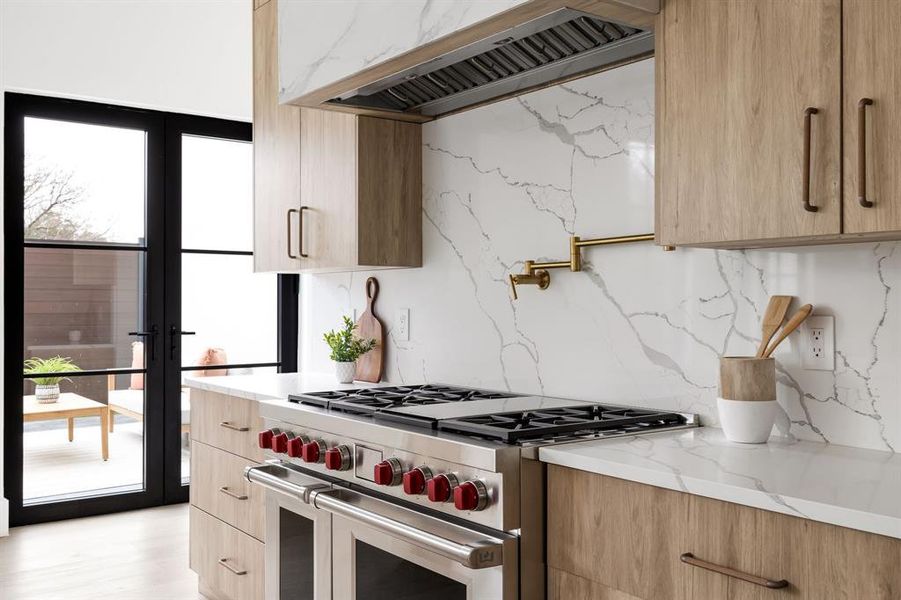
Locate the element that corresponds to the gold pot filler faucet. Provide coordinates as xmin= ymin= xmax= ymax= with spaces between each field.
xmin=508 ymin=233 xmax=676 ymax=300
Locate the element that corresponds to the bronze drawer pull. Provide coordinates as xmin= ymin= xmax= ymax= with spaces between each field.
xmin=802 ymin=107 xmax=819 ymax=213
xmin=219 ymin=421 xmax=249 ymax=432
xmin=858 ymin=98 xmax=875 ymax=208
xmin=218 ymin=486 xmax=248 ymax=501
xmin=287 ymin=208 xmax=299 ymax=259
xmin=298 ymin=205 xmax=309 ymax=258
xmin=681 ymin=553 xmax=789 ymax=589
xmin=218 ymin=558 xmax=247 ymax=576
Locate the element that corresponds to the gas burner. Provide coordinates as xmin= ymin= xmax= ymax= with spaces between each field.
xmin=288 ymin=384 xmax=517 ymax=414
xmin=437 ymin=404 xmax=688 ymax=443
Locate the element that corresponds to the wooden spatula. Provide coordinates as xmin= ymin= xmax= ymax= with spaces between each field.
xmin=763 ymin=304 xmax=814 ymax=358
xmin=755 ymin=296 xmax=794 ymax=357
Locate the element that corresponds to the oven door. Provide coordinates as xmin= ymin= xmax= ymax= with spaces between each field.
xmin=246 ymin=463 xmax=333 ymax=600
xmin=314 ymin=487 xmax=518 ymax=600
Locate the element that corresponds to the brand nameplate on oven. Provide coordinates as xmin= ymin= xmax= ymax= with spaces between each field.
xmin=354 ymin=445 xmax=383 ymax=482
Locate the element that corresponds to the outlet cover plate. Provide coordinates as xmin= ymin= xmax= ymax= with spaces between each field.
xmin=396 ymin=308 xmax=410 ymax=341
xmin=801 ymin=315 xmax=834 ymax=371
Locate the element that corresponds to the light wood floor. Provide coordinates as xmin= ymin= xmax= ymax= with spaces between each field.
xmin=0 ymin=504 xmax=203 ymax=599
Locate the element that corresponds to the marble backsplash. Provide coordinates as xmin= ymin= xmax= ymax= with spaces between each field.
xmin=299 ymin=58 xmax=900 ymax=453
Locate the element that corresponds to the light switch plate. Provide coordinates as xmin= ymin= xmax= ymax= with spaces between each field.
xmin=396 ymin=308 xmax=410 ymax=341
xmin=801 ymin=315 xmax=834 ymax=371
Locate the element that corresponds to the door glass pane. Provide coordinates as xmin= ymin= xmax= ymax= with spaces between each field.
xmin=355 ymin=541 xmax=467 ymax=600
xmin=24 ymin=248 xmax=145 ymax=369
xmin=181 ymin=135 xmax=253 ymax=251
xmin=24 ymin=117 xmax=146 ymax=244
xmin=22 ymin=374 xmax=144 ymax=504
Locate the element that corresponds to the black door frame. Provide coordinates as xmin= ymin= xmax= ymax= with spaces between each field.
xmin=4 ymin=93 xmax=298 ymax=525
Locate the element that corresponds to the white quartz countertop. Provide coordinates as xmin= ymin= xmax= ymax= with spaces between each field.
xmin=539 ymin=428 xmax=901 ymax=540
xmin=183 ymin=372 xmax=371 ymax=402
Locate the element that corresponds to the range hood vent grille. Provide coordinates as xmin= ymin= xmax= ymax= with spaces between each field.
xmin=327 ymin=9 xmax=653 ymax=117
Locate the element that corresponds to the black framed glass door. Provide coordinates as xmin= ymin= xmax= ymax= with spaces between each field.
xmin=4 ymin=93 xmax=298 ymax=524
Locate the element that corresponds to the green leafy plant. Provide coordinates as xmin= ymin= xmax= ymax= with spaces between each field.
xmin=323 ymin=316 xmax=376 ymax=363
xmin=23 ymin=355 xmax=81 ymax=386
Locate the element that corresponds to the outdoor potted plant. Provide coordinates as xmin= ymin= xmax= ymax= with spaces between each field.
xmin=323 ymin=316 xmax=376 ymax=384
xmin=23 ymin=356 xmax=81 ymax=404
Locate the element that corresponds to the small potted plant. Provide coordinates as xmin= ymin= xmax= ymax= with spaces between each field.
xmin=24 ymin=356 xmax=81 ymax=404
xmin=323 ymin=316 xmax=376 ymax=384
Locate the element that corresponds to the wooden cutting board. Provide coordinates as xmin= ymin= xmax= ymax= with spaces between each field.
xmin=354 ymin=277 xmax=385 ymax=383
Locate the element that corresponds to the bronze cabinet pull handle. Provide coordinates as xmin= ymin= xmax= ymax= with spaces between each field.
xmin=287 ymin=208 xmax=300 ymax=259
xmin=298 ymin=205 xmax=309 ymax=258
xmin=858 ymin=98 xmax=875 ymax=208
xmin=680 ymin=553 xmax=789 ymax=589
xmin=218 ymin=558 xmax=247 ymax=576
xmin=802 ymin=107 xmax=819 ymax=213
xmin=219 ymin=421 xmax=249 ymax=432
xmin=218 ymin=486 xmax=248 ymax=501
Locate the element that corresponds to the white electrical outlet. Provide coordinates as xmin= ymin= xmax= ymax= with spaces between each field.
xmin=801 ymin=315 xmax=835 ymax=371
xmin=396 ymin=308 xmax=410 ymax=341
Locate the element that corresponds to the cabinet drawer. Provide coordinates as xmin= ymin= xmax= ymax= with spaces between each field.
xmin=548 ymin=567 xmax=642 ymax=600
xmin=190 ymin=506 xmax=264 ymax=600
xmin=547 ymin=465 xmax=687 ymax=600
xmin=190 ymin=389 xmax=262 ymax=461
xmin=682 ymin=493 xmax=901 ymax=600
xmin=190 ymin=441 xmax=265 ymax=541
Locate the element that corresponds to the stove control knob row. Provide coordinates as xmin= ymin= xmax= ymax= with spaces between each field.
xmin=373 ymin=458 xmax=403 ymax=486
xmin=302 ymin=440 xmax=328 ymax=464
xmin=453 ymin=480 xmax=489 ymax=512
xmin=402 ymin=466 xmax=434 ymax=495
xmin=426 ymin=473 xmax=460 ymax=503
xmin=325 ymin=445 xmax=352 ymax=471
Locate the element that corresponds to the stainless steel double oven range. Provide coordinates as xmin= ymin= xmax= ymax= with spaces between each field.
xmin=245 ymin=384 xmax=697 ymax=600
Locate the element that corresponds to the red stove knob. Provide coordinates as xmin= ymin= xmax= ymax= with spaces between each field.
xmin=286 ymin=435 xmax=310 ymax=458
xmin=373 ymin=458 xmax=403 ymax=486
xmin=271 ymin=432 xmax=289 ymax=453
xmin=258 ymin=429 xmax=275 ymax=449
xmin=454 ymin=480 xmax=489 ymax=512
xmin=325 ymin=445 xmax=352 ymax=471
xmin=402 ymin=466 xmax=433 ymax=495
xmin=301 ymin=440 xmax=326 ymax=463
xmin=427 ymin=473 xmax=459 ymax=503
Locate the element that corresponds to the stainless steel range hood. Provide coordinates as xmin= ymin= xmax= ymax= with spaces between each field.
xmin=326 ymin=8 xmax=653 ymax=118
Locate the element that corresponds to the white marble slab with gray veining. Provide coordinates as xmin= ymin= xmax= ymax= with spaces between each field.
xmin=540 ymin=428 xmax=901 ymax=539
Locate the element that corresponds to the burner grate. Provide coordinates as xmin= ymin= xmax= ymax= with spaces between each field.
xmin=288 ymin=384 xmax=516 ymax=414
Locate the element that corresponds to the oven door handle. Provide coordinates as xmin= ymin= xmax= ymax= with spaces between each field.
xmin=244 ymin=463 xmax=331 ymax=504
xmin=310 ymin=488 xmax=507 ymax=570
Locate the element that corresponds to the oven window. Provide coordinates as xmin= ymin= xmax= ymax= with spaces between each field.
xmin=355 ymin=540 xmax=466 ymax=599
xmin=280 ymin=508 xmax=315 ymax=600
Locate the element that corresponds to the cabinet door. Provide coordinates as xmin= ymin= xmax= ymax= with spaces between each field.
xmin=843 ymin=0 xmax=901 ymax=234
xmin=299 ymin=108 xmax=358 ymax=271
xmin=252 ymin=0 xmax=303 ymax=273
xmin=656 ymin=0 xmax=841 ymax=247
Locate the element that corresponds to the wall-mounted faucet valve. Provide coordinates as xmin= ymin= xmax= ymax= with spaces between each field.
xmin=508 ymin=261 xmax=550 ymax=300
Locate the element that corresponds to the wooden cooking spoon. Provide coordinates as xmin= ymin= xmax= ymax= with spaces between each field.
xmin=763 ymin=304 xmax=814 ymax=358
xmin=755 ymin=295 xmax=794 ymax=357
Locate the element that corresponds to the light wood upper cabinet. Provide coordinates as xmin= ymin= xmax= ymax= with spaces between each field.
xmin=253 ymin=0 xmax=422 ymax=273
xmin=253 ymin=0 xmax=302 ymax=272
xmin=299 ymin=109 xmax=422 ymax=272
xmin=842 ymin=0 xmax=901 ymax=235
xmin=656 ymin=0 xmax=842 ymax=247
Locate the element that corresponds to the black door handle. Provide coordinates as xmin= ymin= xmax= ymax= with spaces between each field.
xmin=169 ymin=325 xmax=196 ymax=360
xmin=128 ymin=325 xmax=158 ymax=360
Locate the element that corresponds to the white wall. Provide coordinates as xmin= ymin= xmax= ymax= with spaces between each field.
xmin=0 ymin=0 xmax=253 ymax=534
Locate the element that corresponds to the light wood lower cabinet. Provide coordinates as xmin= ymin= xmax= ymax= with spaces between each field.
xmin=190 ymin=506 xmax=264 ymax=600
xmin=547 ymin=466 xmax=901 ymax=600
xmin=189 ymin=388 xmax=265 ymax=600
